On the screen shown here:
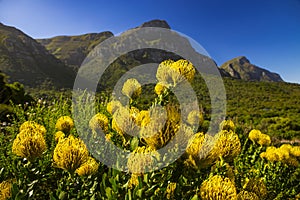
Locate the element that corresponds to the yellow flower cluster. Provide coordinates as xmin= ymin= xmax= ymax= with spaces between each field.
xmin=185 ymin=120 xmax=241 ymax=168
xmin=156 ymin=59 xmax=195 ymax=87
xmin=199 ymin=175 xmax=237 ymax=200
xmin=127 ymin=146 xmax=159 ymax=174
xmin=89 ymin=113 xmax=109 ymax=133
xmin=12 ymin=121 xmax=47 ymax=161
xmin=53 ymin=135 xmax=89 ymax=172
xmin=154 ymin=82 xmax=167 ymax=95
xmin=260 ymin=144 xmax=300 ymax=166
xmin=0 ymin=180 xmax=12 ymax=200
xmin=19 ymin=121 xmax=46 ymax=135
xmin=106 ymin=100 xmax=122 ymax=115
xmin=122 ymin=78 xmax=142 ymax=99
xmin=55 ymin=116 xmax=74 ymax=133
xmin=242 ymin=178 xmax=267 ymax=199
xmin=187 ymin=110 xmax=204 ymax=127
xmin=54 ymin=131 xmax=65 ymax=143
xmin=219 ymin=120 xmax=235 ymax=132
xmin=75 ymin=156 xmax=99 ymax=176
xmin=248 ymin=129 xmax=271 ymax=146
xmin=112 ymin=106 xmax=138 ymax=136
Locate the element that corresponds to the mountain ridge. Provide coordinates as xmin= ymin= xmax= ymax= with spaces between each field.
xmin=0 ymin=20 xmax=284 ymax=88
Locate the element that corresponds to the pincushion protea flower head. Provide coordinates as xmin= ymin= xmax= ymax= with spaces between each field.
xmin=200 ymin=175 xmax=237 ymax=200
xmin=12 ymin=128 xmax=47 ymax=161
xmin=55 ymin=116 xmax=74 ymax=133
xmin=19 ymin=121 xmax=46 ymax=135
xmin=89 ymin=113 xmax=109 ymax=133
xmin=0 ymin=180 xmax=13 ymax=200
xmin=75 ymin=156 xmax=99 ymax=176
xmin=53 ymin=135 xmax=89 ymax=172
xmin=106 ymin=100 xmax=122 ymax=115
xmin=122 ymin=78 xmax=142 ymax=99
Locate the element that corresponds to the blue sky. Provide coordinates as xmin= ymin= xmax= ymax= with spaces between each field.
xmin=0 ymin=0 xmax=300 ymax=83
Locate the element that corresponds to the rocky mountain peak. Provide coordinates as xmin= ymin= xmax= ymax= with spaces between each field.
xmin=139 ymin=19 xmax=171 ymax=29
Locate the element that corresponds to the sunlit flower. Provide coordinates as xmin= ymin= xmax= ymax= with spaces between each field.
xmin=106 ymin=100 xmax=122 ymax=115
xmin=154 ymin=82 xmax=167 ymax=95
xmin=55 ymin=131 xmax=65 ymax=143
xmin=89 ymin=113 xmax=109 ymax=132
xmin=75 ymin=156 xmax=99 ymax=176
xmin=156 ymin=59 xmax=195 ymax=87
xmin=248 ymin=129 xmax=261 ymax=143
xmin=53 ymin=135 xmax=89 ymax=172
xmin=243 ymin=178 xmax=267 ymax=199
xmin=200 ymin=175 xmax=237 ymax=200
xmin=122 ymin=78 xmax=142 ymax=99
xmin=12 ymin=129 xmax=47 ymax=161
xmin=237 ymin=191 xmax=259 ymax=200
xmin=187 ymin=110 xmax=204 ymax=127
xmin=0 ymin=180 xmax=12 ymax=200
xmin=55 ymin=116 xmax=74 ymax=133
xmin=186 ymin=132 xmax=205 ymax=159
xmin=19 ymin=121 xmax=46 ymax=135
xmin=291 ymin=146 xmax=300 ymax=157
xmin=127 ymin=174 xmax=139 ymax=188
xmin=135 ymin=110 xmax=150 ymax=127
xmin=211 ymin=130 xmax=241 ymax=162
xmin=112 ymin=106 xmax=138 ymax=136
xmin=127 ymin=146 xmax=159 ymax=174
xmin=219 ymin=120 xmax=235 ymax=132
xmin=257 ymin=133 xmax=271 ymax=146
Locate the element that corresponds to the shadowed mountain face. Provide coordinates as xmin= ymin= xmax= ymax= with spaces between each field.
xmin=0 ymin=23 xmax=75 ymax=88
xmin=220 ymin=56 xmax=283 ymax=82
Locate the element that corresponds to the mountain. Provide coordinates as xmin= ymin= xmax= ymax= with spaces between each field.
xmin=0 ymin=23 xmax=75 ymax=88
xmin=220 ymin=56 xmax=283 ymax=82
xmin=37 ymin=31 xmax=113 ymax=72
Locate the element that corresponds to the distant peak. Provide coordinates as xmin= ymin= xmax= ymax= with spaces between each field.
xmin=140 ymin=19 xmax=171 ymax=29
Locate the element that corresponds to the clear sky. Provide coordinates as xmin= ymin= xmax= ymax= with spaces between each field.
xmin=0 ymin=0 xmax=300 ymax=83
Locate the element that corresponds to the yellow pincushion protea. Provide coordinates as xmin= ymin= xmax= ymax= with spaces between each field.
xmin=243 ymin=178 xmax=267 ymax=199
xmin=89 ymin=113 xmax=109 ymax=132
xmin=219 ymin=120 xmax=235 ymax=132
xmin=135 ymin=110 xmax=150 ymax=127
xmin=106 ymin=100 xmax=122 ymax=115
xmin=53 ymin=135 xmax=89 ymax=172
xmin=54 ymin=131 xmax=65 ymax=143
xmin=237 ymin=191 xmax=259 ymax=200
xmin=127 ymin=173 xmax=139 ymax=189
xmin=0 ymin=180 xmax=12 ymax=200
xmin=112 ymin=106 xmax=138 ymax=136
xmin=186 ymin=132 xmax=205 ymax=158
xmin=154 ymin=82 xmax=167 ymax=95
xmin=19 ymin=121 xmax=46 ymax=135
xmin=55 ymin=116 xmax=74 ymax=133
xmin=290 ymin=146 xmax=300 ymax=157
xmin=200 ymin=175 xmax=237 ymax=200
xmin=12 ymin=129 xmax=47 ymax=161
xmin=187 ymin=110 xmax=204 ymax=127
xmin=156 ymin=59 xmax=196 ymax=87
xmin=248 ymin=129 xmax=261 ymax=143
xmin=75 ymin=157 xmax=99 ymax=176
xmin=257 ymin=133 xmax=271 ymax=146
xmin=170 ymin=59 xmax=195 ymax=82
xmin=211 ymin=130 xmax=241 ymax=162
xmin=122 ymin=78 xmax=142 ymax=99
xmin=260 ymin=145 xmax=299 ymax=167
xmin=127 ymin=146 xmax=159 ymax=174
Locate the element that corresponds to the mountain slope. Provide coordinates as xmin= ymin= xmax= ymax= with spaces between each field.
xmin=37 ymin=31 xmax=113 ymax=72
xmin=0 ymin=23 xmax=75 ymax=88
xmin=220 ymin=56 xmax=283 ymax=82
